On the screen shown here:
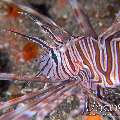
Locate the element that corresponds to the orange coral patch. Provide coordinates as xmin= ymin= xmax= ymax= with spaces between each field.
xmin=7 ymin=4 xmax=21 ymax=18
xmin=22 ymin=42 xmax=39 ymax=61
xmin=84 ymin=112 xmax=103 ymax=120
xmin=57 ymin=0 xmax=67 ymax=7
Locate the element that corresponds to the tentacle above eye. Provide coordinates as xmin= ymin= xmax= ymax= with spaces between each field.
xmin=1 ymin=29 xmax=53 ymax=50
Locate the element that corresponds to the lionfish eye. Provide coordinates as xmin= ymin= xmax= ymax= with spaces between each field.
xmin=50 ymin=49 xmax=58 ymax=64
xmin=51 ymin=49 xmax=57 ymax=59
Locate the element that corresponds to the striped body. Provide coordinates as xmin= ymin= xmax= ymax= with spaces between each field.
xmin=39 ymin=36 xmax=120 ymax=88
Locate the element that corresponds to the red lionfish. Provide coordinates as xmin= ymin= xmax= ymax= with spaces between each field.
xmin=0 ymin=0 xmax=120 ymax=120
